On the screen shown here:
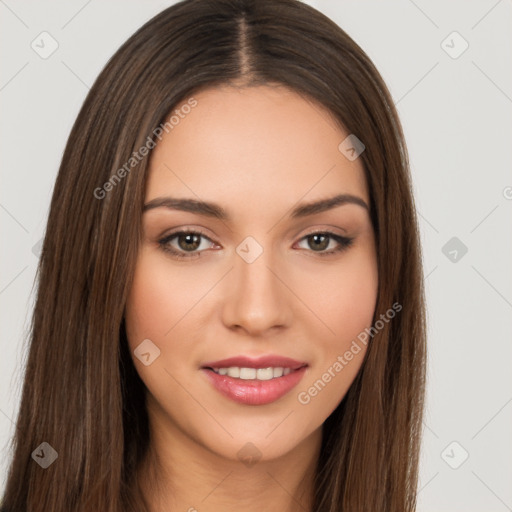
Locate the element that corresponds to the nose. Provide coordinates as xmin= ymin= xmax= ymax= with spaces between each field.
xmin=220 ymin=243 xmax=291 ymax=336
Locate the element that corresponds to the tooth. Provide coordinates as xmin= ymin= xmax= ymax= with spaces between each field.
xmin=214 ymin=366 xmax=295 ymax=379
xmin=273 ymin=367 xmax=284 ymax=378
xmin=227 ymin=367 xmax=240 ymax=378
xmin=256 ymin=367 xmax=274 ymax=380
xmin=239 ymin=367 xmax=257 ymax=379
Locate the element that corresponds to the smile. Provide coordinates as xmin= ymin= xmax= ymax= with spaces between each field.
xmin=201 ymin=365 xmax=308 ymax=406
xmin=210 ymin=366 xmax=293 ymax=380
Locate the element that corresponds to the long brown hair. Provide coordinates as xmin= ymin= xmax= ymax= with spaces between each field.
xmin=1 ymin=1 xmax=426 ymax=510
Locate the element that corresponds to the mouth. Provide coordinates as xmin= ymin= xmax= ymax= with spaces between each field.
xmin=204 ymin=365 xmax=305 ymax=379
xmin=200 ymin=355 xmax=308 ymax=405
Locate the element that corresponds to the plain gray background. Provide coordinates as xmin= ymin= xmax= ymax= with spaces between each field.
xmin=1 ymin=1 xmax=511 ymax=510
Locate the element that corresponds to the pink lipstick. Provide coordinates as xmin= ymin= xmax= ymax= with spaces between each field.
xmin=200 ymin=355 xmax=308 ymax=406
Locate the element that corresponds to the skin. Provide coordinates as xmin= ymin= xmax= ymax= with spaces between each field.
xmin=124 ymin=84 xmax=378 ymax=512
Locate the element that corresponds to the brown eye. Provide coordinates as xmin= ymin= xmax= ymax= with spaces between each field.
xmin=296 ymin=231 xmax=354 ymax=256
xmin=176 ymin=232 xmax=202 ymax=251
xmin=158 ymin=230 xmax=217 ymax=259
xmin=306 ymin=233 xmax=330 ymax=251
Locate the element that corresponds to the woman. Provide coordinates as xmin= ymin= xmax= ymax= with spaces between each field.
xmin=1 ymin=0 xmax=426 ymax=510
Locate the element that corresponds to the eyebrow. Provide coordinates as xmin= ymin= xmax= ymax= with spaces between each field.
xmin=143 ymin=193 xmax=369 ymax=220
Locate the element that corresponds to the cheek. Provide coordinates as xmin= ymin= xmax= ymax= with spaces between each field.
xmin=336 ymin=240 xmax=378 ymax=329
xmin=124 ymin=253 xmax=196 ymax=414
xmin=125 ymin=263 xmax=166 ymax=346
xmin=294 ymin=244 xmax=378 ymax=416
xmin=124 ymin=249 xmax=203 ymax=348
xmin=330 ymin=269 xmax=378 ymax=339
xmin=296 ymin=243 xmax=378 ymax=343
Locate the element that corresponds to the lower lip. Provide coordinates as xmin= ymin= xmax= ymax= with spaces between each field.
xmin=201 ymin=367 xmax=307 ymax=406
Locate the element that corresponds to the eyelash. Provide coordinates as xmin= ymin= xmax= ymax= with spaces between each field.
xmin=158 ymin=229 xmax=354 ymax=260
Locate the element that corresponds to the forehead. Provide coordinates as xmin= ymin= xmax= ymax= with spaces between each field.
xmin=146 ymin=85 xmax=369 ymax=217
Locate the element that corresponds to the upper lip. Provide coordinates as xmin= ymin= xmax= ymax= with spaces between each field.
xmin=201 ymin=355 xmax=308 ymax=370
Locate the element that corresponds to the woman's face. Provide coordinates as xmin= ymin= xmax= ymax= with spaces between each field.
xmin=125 ymin=84 xmax=378 ymax=462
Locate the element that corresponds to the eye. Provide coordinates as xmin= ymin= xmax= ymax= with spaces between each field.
xmin=295 ymin=231 xmax=354 ymax=256
xmin=158 ymin=230 xmax=218 ymax=260
xmin=158 ymin=229 xmax=354 ymax=260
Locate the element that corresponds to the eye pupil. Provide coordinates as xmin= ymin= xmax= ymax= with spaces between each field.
xmin=179 ymin=233 xmax=201 ymax=251
xmin=309 ymin=233 xmax=329 ymax=251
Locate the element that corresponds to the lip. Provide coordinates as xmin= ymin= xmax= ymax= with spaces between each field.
xmin=201 ymin=367 xmax=307 ymax=406
xmin=201 ymin=355 xmax=307 ymax=370
xmin=200 ymin=355 xmax=308 ymax=406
